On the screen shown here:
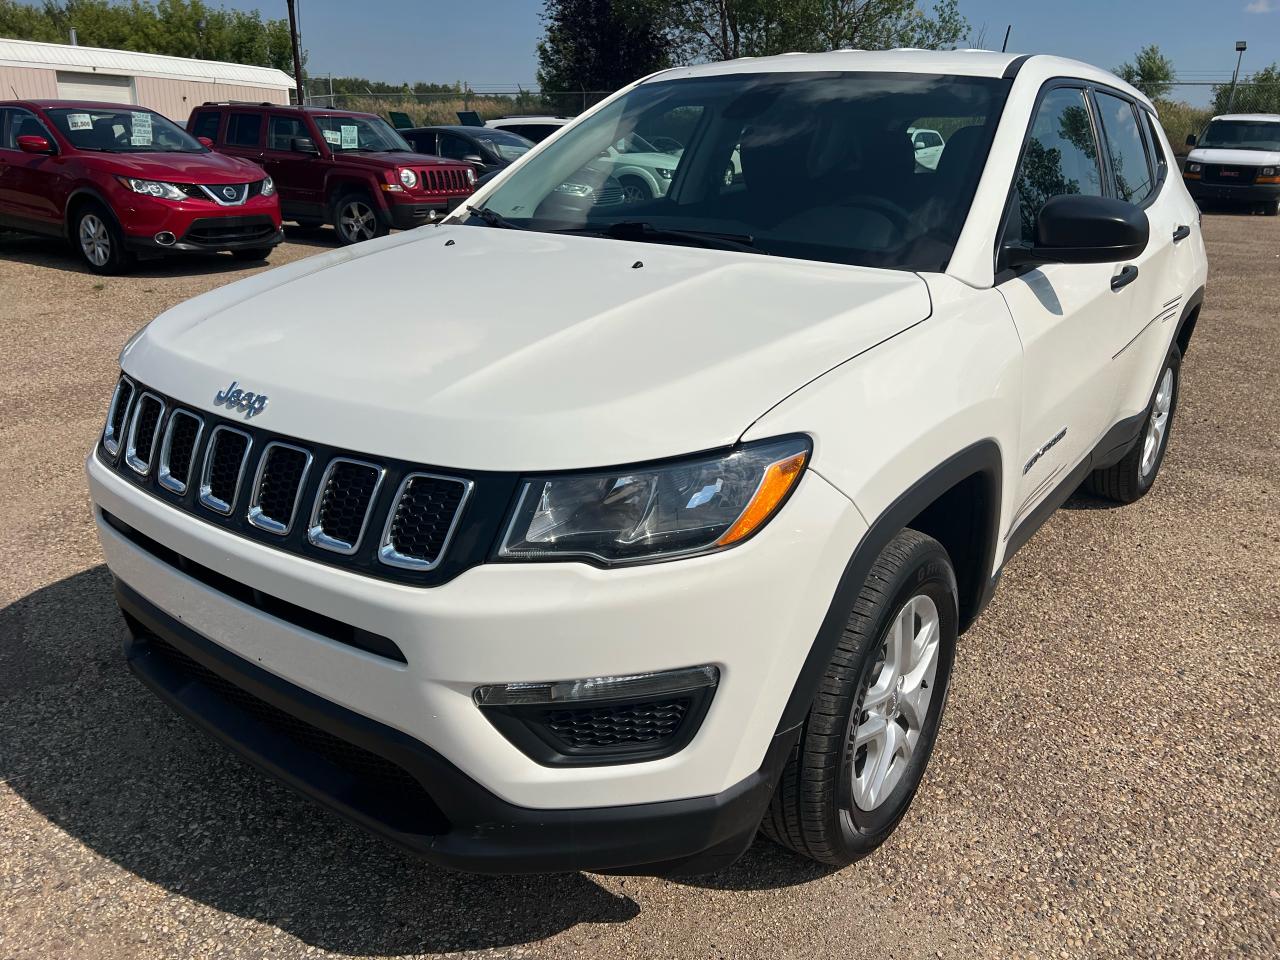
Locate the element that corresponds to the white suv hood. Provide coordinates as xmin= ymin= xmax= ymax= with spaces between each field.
xmin=1187 ymin=146 xmax=1280 ymax=166
xmin=124 ymin=225 xmax=930 ymax=471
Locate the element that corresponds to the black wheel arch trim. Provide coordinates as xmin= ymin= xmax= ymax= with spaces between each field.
xmin=1172 ymin=285 xmax=1205 ymax=356
xmin=64 ymin=186 xmax=121 ymax=238
xmin=774 ymin=439 xmax=1002 ymax=734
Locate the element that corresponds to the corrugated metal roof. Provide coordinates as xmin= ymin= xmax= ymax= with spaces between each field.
xmin=0 ymin=37 xmax=294 ymax=89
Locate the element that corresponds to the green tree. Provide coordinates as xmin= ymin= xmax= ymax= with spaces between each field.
xmin=537 ymin=0 xmax=669 ymax=94
xmin=1115 ymin=44 xmax=1175 ymax=101
xmin=1212 ymin=62 xmax=1280 ymax=114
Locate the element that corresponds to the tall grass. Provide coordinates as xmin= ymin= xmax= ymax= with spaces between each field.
xmin=1154 ymin=100 xmax=1212 ymax=156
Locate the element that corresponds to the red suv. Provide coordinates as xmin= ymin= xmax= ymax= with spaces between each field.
xmin=0 ymin=100 xmax=282 ymax=273
xmin=189 ymin=103 xmax=476 ymax=244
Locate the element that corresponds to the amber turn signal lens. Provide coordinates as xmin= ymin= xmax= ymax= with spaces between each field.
xmin=715 ymin=451 xmax=808 ymax=546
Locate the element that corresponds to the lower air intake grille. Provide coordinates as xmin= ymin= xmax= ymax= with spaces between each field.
xmin=309 ymin=459 xmax=382 ymax=552
xmin=545 ymin=698 xmax=692 ymax=748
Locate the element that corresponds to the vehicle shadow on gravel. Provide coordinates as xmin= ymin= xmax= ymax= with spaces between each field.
xmin=0 ymin=566 xmax=640 ymax=955
xmin=0 ymin=232 xmax=330 ymax=278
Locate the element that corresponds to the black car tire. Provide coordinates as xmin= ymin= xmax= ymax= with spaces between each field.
xmin=72 ymin=202 xmax=134 ymax=275
xmin=332 ymin=192 xmax=388 ymax=245
xmin=761 ymin=528 xmax=958 ymax=865
xmin=619 ymin=176 xmax=653 ymax=204
xmin=1084 ymin=345 xmax=1181 ymax=503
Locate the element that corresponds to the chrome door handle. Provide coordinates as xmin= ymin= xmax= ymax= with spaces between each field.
xmin=1110 ymin=265 xmax=1139 ymax=291
xmin=1172 ymin=225 xmax=1191 ymax=242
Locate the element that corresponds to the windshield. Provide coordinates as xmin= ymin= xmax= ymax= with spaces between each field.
xmin=46 ymin=107 xmax=204 ymax=153
xmin=1198 ymin=119 xmax=1280 ymax=151
xmin=313 ymin=115 xmax=412 ymax=152
xmin=473 ymin=71 xmax=1009 ymax=271
xmin=475 ymin=130 xmax=532 ymax=162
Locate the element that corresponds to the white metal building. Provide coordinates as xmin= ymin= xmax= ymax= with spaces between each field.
xmin=0 ymin=37 xmax=293 ymax=121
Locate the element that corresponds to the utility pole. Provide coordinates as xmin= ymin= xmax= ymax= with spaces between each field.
xmin=1226 ymin=40 xmax=1246 ymax=112
xmin=286 ymin=0 xmax=305 ymax=105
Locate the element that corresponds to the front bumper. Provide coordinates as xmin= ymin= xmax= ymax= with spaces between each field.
xmin=1185 ymin=178 xmax=1280 ymax=204
xmin=87 ymin=450 xmax=864 ymax=868
xmin=386 ymin=195 xmax=470 ymax=229
xmin=115 ymin=190 xmax=283 ymax=253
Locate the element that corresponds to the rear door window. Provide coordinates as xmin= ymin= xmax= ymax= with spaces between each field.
xmin=190 ymin=110 xmax=220 ymax=142
xmin=1095 ymin=92 xmax=1153 ymax=204
xmin=225 ymin=112 xmax=263 ymax=147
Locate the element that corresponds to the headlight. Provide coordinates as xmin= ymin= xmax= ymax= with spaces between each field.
xmin=655 ymin=167 xmax=674 ymax=179
xmin=260 ymin=175 xmax=276 ymax=197
xmin=554 ymin=182 xmax=593 ymax=196
xmin=1186 ymin=163 xmax=1201 ymax=174
xmin=1262 ymin=167 xmax=1277 ymax=176
xmin=399 ymin=168 xmax=418 ymax=188
xmin=498 ymin=436 xmax=810 ymax=565
xmin=465 ymin=167 xmax=477 ymax=185
xmin=117 ymin=177 xmax=187 ymax=201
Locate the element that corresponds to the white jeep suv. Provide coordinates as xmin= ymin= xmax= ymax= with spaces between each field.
xmin=88 ymin=51 xmax=1207 ymax=875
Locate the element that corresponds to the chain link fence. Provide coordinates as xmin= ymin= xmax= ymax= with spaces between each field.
xmin=1155 ymin=83 xmax=1280 ymax=155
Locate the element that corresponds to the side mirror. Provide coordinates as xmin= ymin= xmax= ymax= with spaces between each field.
xmin=197 ymin=136 xmax=214 ymax=148
xmin=291 ymin=136 xmax=319 ymax=154
xmin=1185 ymin=134 xmax=1197 ymax=147
xmin=462 ymin=153 xmax=485 ymax=169
xmin=17 ymin=135 xmax=53 ymax=155
xmin=1006 ymin=194 xmax=1149 ymax=267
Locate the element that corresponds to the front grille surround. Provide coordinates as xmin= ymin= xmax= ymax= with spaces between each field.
xmin=248 ymin=441 xmax=313 ymax=535
xmin=158 ymin=410 xmax=205 ymax=494
xmin=124 ymin=392 xmax=166 ymax=475
xmin=103 ymin=376 xmax=136 ymax=458
xmin=307 ymin=458 xmax=385 ymax=555
xmin=378 ymin=472 xmax=474 ymax=571
xmin=199 ymin=425 xmax=253 ymax=515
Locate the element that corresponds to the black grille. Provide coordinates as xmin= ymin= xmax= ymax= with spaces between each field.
xmin=183 ymin=216 xmax=277 ymax=245
xmin=106 ymin=378 xmax=135 ymax=452
xmin=140 ymin=632 xmax=445 ymax=833
xmin=1204 ymin=164 xmax=1258 ymax=185
xmin=204 ymin=429 xmax=250 ymax=511
xmin=252 ymin=444 xmax=309 ymax=531
xmin=162 ymin=411 xmax=202 ymax=490
xmin=422 ymin=167 xmax=471 ymax=193
xmin=129 ymin=395 xmax=163 ymax=469
xmin=544 ymin=698 xmax=692 ymax=748
xmin=314 ymin=461 xmax=380 ymax=548
xmin=385 ymin=475 xmax=468 ymax=565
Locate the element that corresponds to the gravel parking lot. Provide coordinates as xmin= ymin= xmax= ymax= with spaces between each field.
xmin=1 ymin=216 xmax=1277 ymax=960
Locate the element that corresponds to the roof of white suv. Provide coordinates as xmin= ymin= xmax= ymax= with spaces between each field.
xmin=1207 ymin=113 xmax=1280 ymax=123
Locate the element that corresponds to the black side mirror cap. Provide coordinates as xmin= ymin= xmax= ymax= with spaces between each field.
xmin=1185 ymin=134 xmax=1197 ymax=147
xmin=291 ymin=136 xmax=319 ymax=154
xmin=1005 ymin=194 xmax=1150 ymax=267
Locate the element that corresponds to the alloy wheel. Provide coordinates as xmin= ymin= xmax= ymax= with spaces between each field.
xmin=622 ymin=183 xmax=647 ymax=203
xmin=1140 ymin=367 xmax=1174 ymax=479
xmin=338 ymin=200 xmax=377 ymax=243
xmin=79 ymin=214 xmax=111 ymax=267
xmin=846 ymin=594 xmax=941 ymax=812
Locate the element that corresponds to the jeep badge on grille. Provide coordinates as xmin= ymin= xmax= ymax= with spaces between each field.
xmin=214 ymin=380 xmax=268 ymax=418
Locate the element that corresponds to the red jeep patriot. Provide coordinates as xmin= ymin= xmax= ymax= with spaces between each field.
xmin=189 ymin=103 xmax=475 ymax=244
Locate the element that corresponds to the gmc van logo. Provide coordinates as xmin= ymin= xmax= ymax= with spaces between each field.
xmin=214 ymin=380 xmax=269 ymax=418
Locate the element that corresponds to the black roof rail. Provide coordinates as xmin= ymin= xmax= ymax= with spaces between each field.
xmin=200 ymin=100 xmax=278 ymax=107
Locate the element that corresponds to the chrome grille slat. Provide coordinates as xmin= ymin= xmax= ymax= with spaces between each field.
xmin=199 ymin=425 xmax=252 ymax=515
xmin=307 ymin=458 xmax=384 ymax=555
xmin=124 ymin=392 xmax=166 ymax=475
xmin=158 ymin=410 xmax=204 ymax=494
xmin=378 ymin=473 xmax=473 ymax=571
xmin=248 ymin=441 xmax=313 ymax=535
xmin=102 ymin=376 xmax=135 ymax=458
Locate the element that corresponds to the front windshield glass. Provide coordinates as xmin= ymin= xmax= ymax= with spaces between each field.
xmin=1198 ymin=119 xmax=1280 ymax=151
xmin=475 ymin=130 xmax=532 ymax=162
xmin=474 ymin=71 xmax=1009 ymax=270
xmin=46 ymin=107 xmax=204 ymax=153
xmin=313 ymin=115 xmax=411 ymax=152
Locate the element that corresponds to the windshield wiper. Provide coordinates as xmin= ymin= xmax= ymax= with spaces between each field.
xmin=467 ymin=205 xmax=527 ymax=230
xmin=573 ymin=221 xmax=766 ymax=255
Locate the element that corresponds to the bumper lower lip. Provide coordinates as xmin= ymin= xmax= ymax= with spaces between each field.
xmin=125 ymin=226 xmax=285 ymax=255
xmin=116 ymin=578 xmax=796 ymax=875
xmin=387 ymin=197 xmax=469 ymax=229
xmin=1185 ymin=180 xmax=1280 ymax=202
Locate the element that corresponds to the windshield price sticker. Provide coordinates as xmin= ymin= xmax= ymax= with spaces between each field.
xmin=67 ymin=113 xmax=92 ymax=131
xmin=340 ymin=125 xmax=358 ymax=149
xmin=130 ymin=111 xmax=153 ymax=146
xmin=323 ymin=128 xmax=342 ymax=146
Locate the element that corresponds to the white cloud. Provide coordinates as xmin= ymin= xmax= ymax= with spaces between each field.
xmin=1245 ymin=0 xmax=1276 ymax=12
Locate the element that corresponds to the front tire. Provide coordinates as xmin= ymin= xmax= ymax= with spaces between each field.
xmin=332 ymin=192 xmax=388 ymax=245
xmin=619 ymin=176 xmax=652 ymax=204
xmin=72 ymin=203 xmax=133 ymax=274
xmin=762 ymin=529 xmax=958 ymax=865
xmin=1084 ymin=345 xmax=1181 ymax=503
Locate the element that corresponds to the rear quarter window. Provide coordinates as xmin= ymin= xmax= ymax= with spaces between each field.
xmin=225 ymin=112 xmax=262 ymax=147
